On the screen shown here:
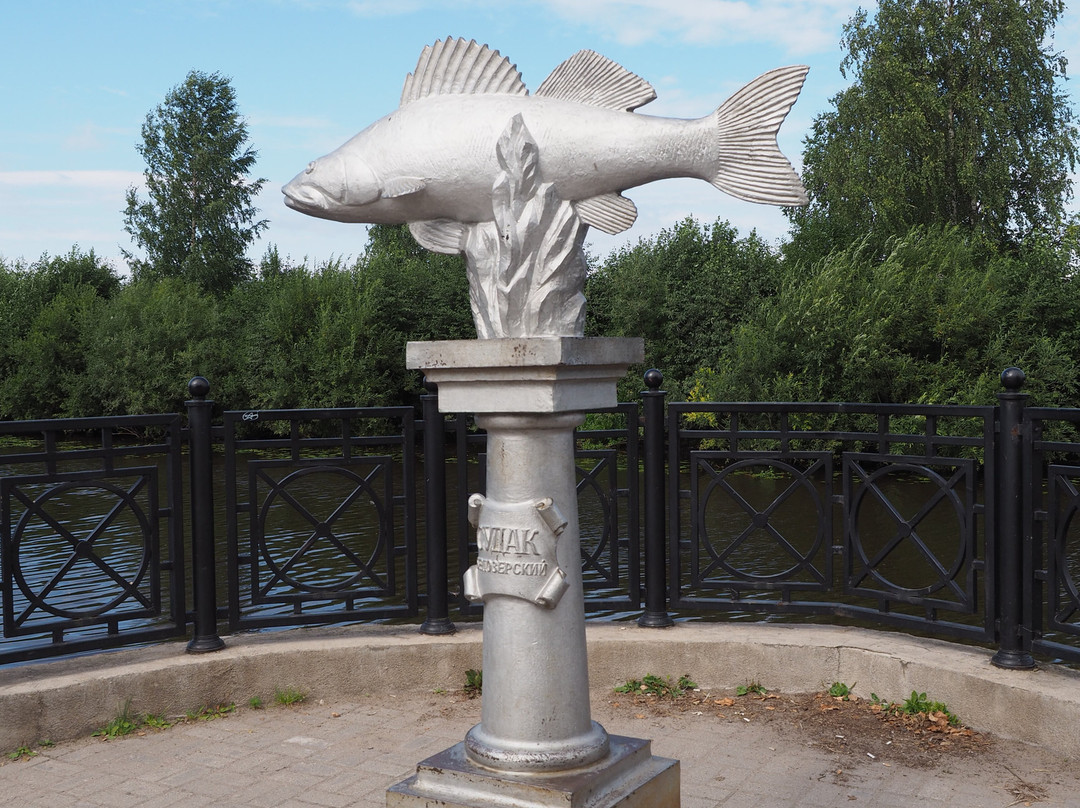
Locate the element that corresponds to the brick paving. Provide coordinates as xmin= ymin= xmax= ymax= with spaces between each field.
xmin=3 ymin=687 xmax=1078 ymax=807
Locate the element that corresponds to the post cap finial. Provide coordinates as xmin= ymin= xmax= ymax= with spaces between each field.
xmin=188 ymin=376 xmax=210 ymax=400
xmin=644 ymin=368 xmax=664 ymax=390
xmin=1001 ymin=367 xmax=1026 ymax=392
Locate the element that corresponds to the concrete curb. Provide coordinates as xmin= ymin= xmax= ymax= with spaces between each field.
xmin=2 ymin=622 xmax=1077 ymax=759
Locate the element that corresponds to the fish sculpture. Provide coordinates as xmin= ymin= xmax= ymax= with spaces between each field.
xmin=282 ymin=37 xmax=808 ymax=250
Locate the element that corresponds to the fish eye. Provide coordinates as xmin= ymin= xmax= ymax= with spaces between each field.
xmin=305 ymin=161 xmax=316 ymax=175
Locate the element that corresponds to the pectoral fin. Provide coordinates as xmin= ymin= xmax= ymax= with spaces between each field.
xmin=383 ymin=176 xmax=428 ymax=198
xmin=409 ymin=219 xmax=469 ymax=254
xmin=574 ymin=193 xmax=638 ymax=234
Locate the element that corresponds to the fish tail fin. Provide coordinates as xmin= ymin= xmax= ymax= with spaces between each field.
xmin=710 ymin=65 xmax=809 ymax=206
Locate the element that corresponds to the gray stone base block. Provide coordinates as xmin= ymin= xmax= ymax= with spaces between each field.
xmin=406 ymin=337 xmax=644 ymax=413
xmin=386 ymin=735 xmax=679 ymax=808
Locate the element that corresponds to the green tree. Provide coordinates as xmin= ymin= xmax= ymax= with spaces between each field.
xmin=225 ymin=226 xmax=472 ymax=413
xmin=78 ymin=278 xmax=227 ymax=416
xmin=585 ymin=218 xmax=782 ymax=397
xmin=788 ymin=0 xmax=1078 ymax=262
xmin=123 ymin=70 xmax=267 ymax=295
xmin=0 ymin=249 xmax=121 ymax=419
xmin=697 ymin=226 xmax=1080 ymax=407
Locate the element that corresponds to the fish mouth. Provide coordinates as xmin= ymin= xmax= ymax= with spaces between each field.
xmin=281 ymin=178 xmax=325 ymax=212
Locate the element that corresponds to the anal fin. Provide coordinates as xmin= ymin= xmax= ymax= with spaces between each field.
xmin=409 ymin=219 xmax=469 ymax=254
xmin=574 ymin=193 xmax=638 ymax=235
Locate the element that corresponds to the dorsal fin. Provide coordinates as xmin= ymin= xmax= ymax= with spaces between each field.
xmin=401 ymin=38 xmax=528 ymax=105
xmin=535 ymin=50 xmax=656 ymax=111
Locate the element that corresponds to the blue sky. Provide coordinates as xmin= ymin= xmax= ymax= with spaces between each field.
xmin=3 ymin=1 xmax=1078 ymax=272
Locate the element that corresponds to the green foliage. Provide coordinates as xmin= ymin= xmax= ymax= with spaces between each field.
xmin=142 ymin=714 xmax=173 ymax=729
xmin=899 ymin=690 xmax=959 ymax=725
xmin=736 ymin=682 xmax=768 ymax=697
xmin=694 ymin=226 xmax=1080 ymax=408
xmin=7 ymin=745 xmax=37 ymax=761
xmin=223 ymin=227 xmax=472 ymax=412
xmin=828 ymin=682 xmax=854 ymax=700
xmin=78 ymin=278 xmax=227 ymax=416
xmin=0 ymin=249 xmax=121 ymax=419
xmin=789 ymin=0 xmax=1078 ymax=262
xmin=614 ymin=674 xmax=697 ymax=699
xmin=463 ymin=669 xmax=483 ymax=698
xmin=93 ymin=700 xmax=139 ymax=739
xmin=0 ymin=226 xmax=475 ymax=421
xmin=273 ymin=688 xmax=306 ymax=706
xmin=586 ymin=217 xmax=782 ymax=398
xmin=123 ymin=70 xmax=267 ymax=295
xmin=868 ymin=690 xmax=960 ymax=725
xmin=185 ymin=703 xmax=236 ymax=720
xmin=248 ymin=696 xmax=264 ymax=710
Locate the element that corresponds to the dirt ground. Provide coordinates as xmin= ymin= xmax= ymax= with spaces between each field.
xmin=600 ymin=683 xmax=1065 ymax=805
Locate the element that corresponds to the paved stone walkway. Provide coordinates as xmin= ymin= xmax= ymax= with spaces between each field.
xmin=3 ymin=686 xmax=1078 ymax=808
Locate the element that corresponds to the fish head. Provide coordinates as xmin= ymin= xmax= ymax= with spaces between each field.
xmin=282 ymin=149 xmax=383 ymax=221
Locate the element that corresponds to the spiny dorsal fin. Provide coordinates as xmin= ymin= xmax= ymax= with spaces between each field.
xmin=535 ymin=50 xmax=656 ymax=111
xmin=575 ymin=193 xmax=638 ymax=234
xmin=401 ymin=38 xmax=527 ymax=105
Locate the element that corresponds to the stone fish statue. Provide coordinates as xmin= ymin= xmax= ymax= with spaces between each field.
xmin=283 ymin=38 xmax=808 ymax=337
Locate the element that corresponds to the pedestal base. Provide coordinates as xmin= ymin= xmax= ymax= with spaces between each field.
xmin=386 ymin=735 xmax=679 ymax=808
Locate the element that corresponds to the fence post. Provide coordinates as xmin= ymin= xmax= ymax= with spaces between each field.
xmin=420 ymin=378 xmax=455 ymax=635
xmin=991 ymin=367 xmax=1034 ymax=669
xmin=185 ymin=376 xmax=224 ymax=653
xmin=638 ymin=369 xmax=673 ymax=627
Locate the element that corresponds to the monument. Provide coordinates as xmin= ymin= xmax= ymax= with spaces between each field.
xmin=283 ymin=37 xmax=808 ymax=808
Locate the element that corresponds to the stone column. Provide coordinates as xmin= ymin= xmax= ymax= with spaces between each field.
xmin=465 ymin=409 xmax=608 ymax=771
xmin=388 ymin=336 xmax=679 ymax=808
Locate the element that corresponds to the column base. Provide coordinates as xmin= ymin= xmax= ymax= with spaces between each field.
xmin=386 ymin=735 xmax=679 ymax=808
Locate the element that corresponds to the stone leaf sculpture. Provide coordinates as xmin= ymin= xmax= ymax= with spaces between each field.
xmin=283 ymin=37 xmax=809 ymax=338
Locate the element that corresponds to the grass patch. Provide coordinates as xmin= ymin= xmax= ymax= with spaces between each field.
xmin=92 ymin=700 xmax=140 ymax=739
xmin=274 ymin=687 xmax=306 ymax=706
xmin=143 ymin=714 xmax=173 ymax=730
xmin=184 ymin=703 xmax=235 ymax=722
xmin=615 ymin=674 xmax=697 ymax=699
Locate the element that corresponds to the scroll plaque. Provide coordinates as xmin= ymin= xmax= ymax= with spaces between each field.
xmin=463 ymin=494 xmax=569 ymax=608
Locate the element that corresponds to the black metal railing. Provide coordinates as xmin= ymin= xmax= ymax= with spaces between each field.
xmin=661 ymin=394 xmax=997 ymax=645
xmin=2 ymin=367 xmax=1078 ymax=667
xmin=0 ymin=413 xmax=185 ymax=664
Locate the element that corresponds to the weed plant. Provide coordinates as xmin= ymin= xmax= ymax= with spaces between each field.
xmin=463 ymin=669 xmax=483 ymax=698
xmin=615 ymin=674 xmax=697 ymax=699
xmin=93 ymin=700 xmax=139 ymax=739
xmin=274 ymin=687 xmax=306 ymax=706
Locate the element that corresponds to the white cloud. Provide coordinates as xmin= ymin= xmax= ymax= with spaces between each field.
xmin=326 ymin=0 xmax=860 ymax=55
xmin=0 ymin=170 xmax=143 ymax=189
xmin=533 ymin=0 xmax=861 ymax=55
